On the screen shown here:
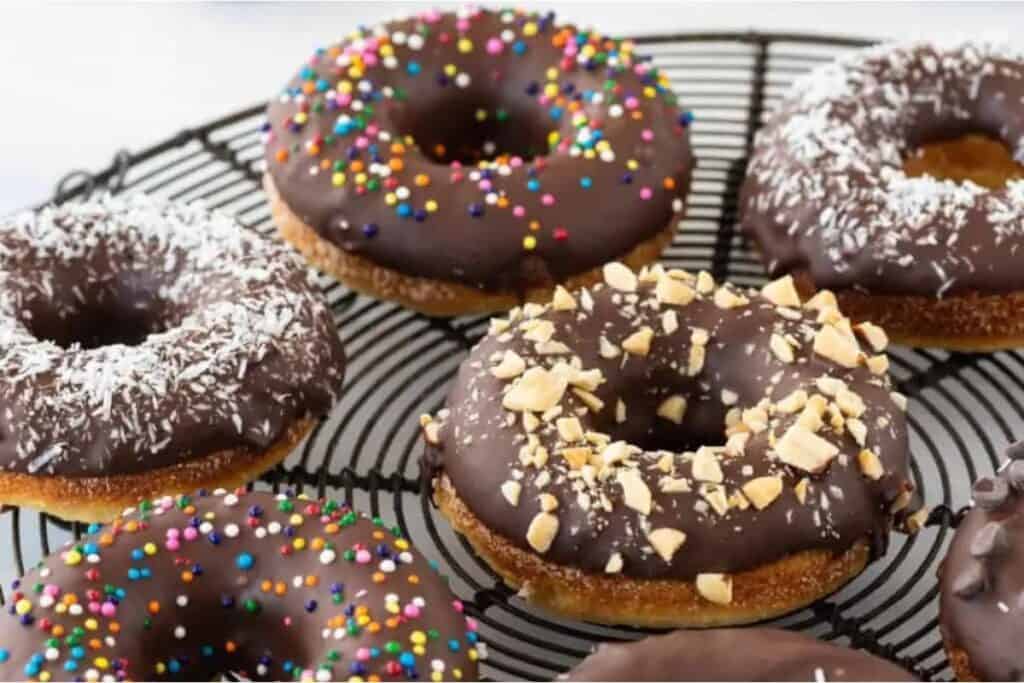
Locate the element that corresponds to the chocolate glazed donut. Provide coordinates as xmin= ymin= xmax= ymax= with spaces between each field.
xmin=0 ymin=490 xmax=483 ymax=682
xmin=562 ymin=628 xmax=917 ymax=681
xmin=263 ymin=7 xmax=694 ymax=316
xmin=940 ymin=442 xmax=1024 ymax=681
xmin=422 ymin=263 xmax=923 ymax=627
xmin=740 ymin=39 xmax=1024 ymax=350
xmin=0 ymin=195 xmax=345 ymax=523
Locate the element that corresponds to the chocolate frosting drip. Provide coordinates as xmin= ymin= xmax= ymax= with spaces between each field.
xmin=0 ymin=490 xmax=482 ymax=681
xmin=562 ymin=628 xmax=917 ymax=681
xmin=741 ymin=39 xmax=1024 ymax=298
xmin=0 ymin=195 xmax=345 ymax=477
xmin=940 ymin=444 xmax=1024 ymax=681
xmin=264 ymin=8 xmax=694 ymax=294
xmin=425 ymin=265 xmax=915 ymax=581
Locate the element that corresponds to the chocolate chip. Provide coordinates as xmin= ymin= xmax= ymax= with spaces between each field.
xmin=973 ymin=476 xmax=1011 ymax=510
xmin=952 ymin=561 xmax=989 ymax=599
xmin=1007 ymin=460 xmax=1024 ymax=491
xmin=1007 ymin=440 xmax=1024 ymax=461
xmin=971 ymin=521 xmax=1009 ymax=559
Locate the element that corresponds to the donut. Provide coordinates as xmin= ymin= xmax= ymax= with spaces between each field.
xmin=939 ymin=441 xmax=1024 ymax=681
xmin=0 ymin=195 xmax=345 ymax=523
xmin=263 ymin=7 xmax=694 ymax=316
xmin=740 ymin=39 xmax=1024 ymax=351
xmin=421 ymin=262 xmax=922 ymax=627
xmin=562 ymin=628 xmax=917 ymax=681
xmin=0 ymin=489 xmax=483 ymax=682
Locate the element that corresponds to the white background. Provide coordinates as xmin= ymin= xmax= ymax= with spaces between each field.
xmin=1 ymin=1 xmax=1022 ymax=212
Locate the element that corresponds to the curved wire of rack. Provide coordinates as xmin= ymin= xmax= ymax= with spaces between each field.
xmin=1 ymin=30 xmax=1016 ymax=682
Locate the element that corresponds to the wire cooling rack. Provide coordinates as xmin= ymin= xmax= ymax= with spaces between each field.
xmin=2 ymin=30 xmax=1018 ymax=681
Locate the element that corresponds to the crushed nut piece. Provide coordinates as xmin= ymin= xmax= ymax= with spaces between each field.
xmin=742 ymin=476 xmax=784 ymax=510
xmin=657 ymin=395 xmax=687 ymax=424
xmin=491 ymin=350 xmax=527 ymax=379
xmin=775 ymin=389 xmax=808 ymax=414
xmin=662 ymin=310 xmax=679 ymax=335
xmin=714 ymin=286 xmax=748 ymax=309
xmin=855 ymin=322 xmax=889 ymax=352
xmin=501 ymin=481 xmax=522 ymax=507
xmin=538 ymin=492 xmax=559 ymax=512
xmin=847 ymin=418 xmax=867 ymax=446
xmin=573 ymin=388 xmax=605 ymax=413
xmin=813 ymin=325 xmax=861 ymax=368
xmin=858 ymin=449 xmax=884 ymax=480
xmin=656 ymin=276 xmax=696 ymax=306
xmin=526 ymin=512 xmax=559 ymax=553
xmin=603 ymin=262 xmax=638 ymax=292
xmin=503 ymin=367 xmax=568 ymax=413
xmin=556 ymin=417 xmax=584 ymax=442
xmin=804 ymin=290 xmax=839 ymax=311
xmin=867 ymin=354 xmax=889 ymax=375
xmin=696 ymin=271 xmax=715 ymax=294
xmin=775 ymin=425 xmax=840 ymax=473
xmin=835 ymin=388 xmax=866 ymax=418
xmin=560 ymin=447 xmax=591 ymax=470
xmin=551 ymin=285 xmax=577 ymax=311
xmin=691 ymin=448 xmax=724 ymax=483
xmin=761 ymin=275 xmax=802 ymax=308
xmin=605 ymin=552 xmax=624 ymax=574
xmin=696 ymin=573 xmax=733 ymax=605
xmin=421 ymin=417 xmax=441 ymax=446
xmin=794 ymin=477 xmax=810 ymax=504
xmin=615 ymin=399 xmax=627 ymax=424
xmin=622 ymin=327 xmax=655 ymax=356
xmin=617 ymin=468 xmax=652 ymax=515
xmin=770 ymin=334 xmax=795 ymax=363
xmin=599 ymin=336 xmax=621 ymax=359
xmin=648 ymin=528 xmax=687 ymax=562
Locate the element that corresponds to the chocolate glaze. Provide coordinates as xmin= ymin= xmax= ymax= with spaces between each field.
xmin=940 ymin=443 xmax=1024 ymax=681
xmin=0 ymin=195 xmax=345 ymax=477
xmin=425 ymin=266 xmax=916 ymax=581
xmin=264 ymin=7 xmax=694 ymax=295
xmin=0 ymin=489 xmax=482 ymax=681
xmin=562 ymin=628 xmax=917 ymax=681
xmin=741 ymin=39 xmax=1024 ymax=298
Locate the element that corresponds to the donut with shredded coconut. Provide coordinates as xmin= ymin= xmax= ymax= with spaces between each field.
xmin=741 ymin=39 xmax=1024 ymax=350
xmin=0 ymin=195 xmax=345 ymax=522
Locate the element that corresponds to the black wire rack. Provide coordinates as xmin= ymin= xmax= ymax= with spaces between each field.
xmin=1 ymin=30 xmax=1018 ymax=681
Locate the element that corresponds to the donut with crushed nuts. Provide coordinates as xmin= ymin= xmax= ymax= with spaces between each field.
xmin=263 ymin=7 xmax=694 ymax=316
xmin=940 ymin=440 xmax=1024 ymax=681
xmin=0 ymin=489 xmax=483 ymax=682
xmin=421 ymin=262 xmax=923 ymax=627
xmin=741 ymin=39 xmax=1024 ymax=351
xmin=0 ymin=195 xmax=345 ymax=523
xmin=562 ymin=628 xmax=917 ymax=681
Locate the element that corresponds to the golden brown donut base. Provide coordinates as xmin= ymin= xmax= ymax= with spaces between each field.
xmin=434 ymin=474 xmax=870 ymax=628
xmin=792 ymin=271 xmax=1024 ymax=352
xmin=265 ymin=174 xmax=678 ymax=317
xmin=941 ymin=636 xmax=978 ymax=682
xmin=0 ymin=418 xmax=315 ymax=523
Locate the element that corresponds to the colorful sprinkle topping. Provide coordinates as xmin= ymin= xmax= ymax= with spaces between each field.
xmin=264 ymin=5 xmax=691 ymax=266
xmin=1 ymin=490 xmax=483 ymax=682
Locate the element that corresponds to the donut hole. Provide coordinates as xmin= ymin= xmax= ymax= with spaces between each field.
xmin=401 ymin=96 xmax=552 ymax=164
xmin=24 ymin=280 xmax=171 ymax=350
xmin=903 ymin=132 xmax=1024 ymax=189
xmin=28 ymin=304 xmax=163 ymax=349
